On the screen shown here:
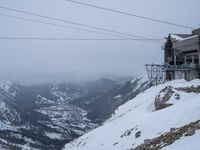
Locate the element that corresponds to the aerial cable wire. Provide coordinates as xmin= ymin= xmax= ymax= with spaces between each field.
xmin=0 ymin=37 xmax=163 ymax=42
xmin=65 ymin=0 xmax=194 ymax=29
xmin=0 ymin=6 xmax=163 ymax=44
xmin=0 ymin=13 xmax=135 ymax=39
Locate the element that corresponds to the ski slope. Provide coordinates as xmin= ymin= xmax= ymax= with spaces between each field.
xmin=64 ymin=79 xmax=200 ymax=150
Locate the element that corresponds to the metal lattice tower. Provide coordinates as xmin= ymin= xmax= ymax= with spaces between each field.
xmin=145 ymin=64 xmax=165 ymax=85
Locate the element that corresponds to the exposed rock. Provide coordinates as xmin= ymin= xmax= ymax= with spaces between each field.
xmin=154 ymin=86 xmax=175 ymax=110
xmin=135 ymin=131 xmax=141 ymax=139
xmin=170 ymin=128 xmax=176 ymax=132
xmin=144 ymin=139 xmax=151 ymax=144
xmin=150 ymin=137 xmax=161 ymax=144
xmin=185 ymin=128 xmax=195 ymax=136
xmin=121 ymin=127 xmax=136 ymax=138
xmin=113 ymin=142 xmax=119 ymax=146
xmin=176 ymin=85 xmax=200 ymax=93
xmin=174 ymin=93 xmax=180 ymax=100
xmin=134 ymin=120 xmax=200 ymax=150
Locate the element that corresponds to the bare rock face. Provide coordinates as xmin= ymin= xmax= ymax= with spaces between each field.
xmin=134 ymin=120 xmax=200 ymax=150
xmin=154 ymin=86 xmax=174 ymax=111
xmin=135 ymin=131 xmax=142 ymax=139
xmin=185 ymin=128 xmax=195 ymax=136
xmin=176 ymin=85 xmax=200 ymax=93
xmin=154 ymin=85 xmax=200 ymax=111
xmin=144 ymin=139 xmax=151 ymax=144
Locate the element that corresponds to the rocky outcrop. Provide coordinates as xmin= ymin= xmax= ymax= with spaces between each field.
xmin=135 ymin=131 xmax=142 ymax=139
xmin=154 ymin=85 xmax=200 ymax=111
xmin=154 ymin=86 xmax=175 ymax=110
xmin=176 ymin=85 xmax=200 ymax=93
xmin=133 ymin=120 xmax=200 ymax=150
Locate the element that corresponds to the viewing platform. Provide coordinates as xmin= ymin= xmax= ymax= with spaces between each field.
xmin=164 ymin=64 xmax=200 ymax=71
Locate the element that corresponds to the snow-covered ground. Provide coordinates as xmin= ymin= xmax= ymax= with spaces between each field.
xmin=64 ymin=79 xmax=200 ymax=150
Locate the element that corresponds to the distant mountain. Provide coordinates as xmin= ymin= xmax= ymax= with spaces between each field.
xmin=64 ymin=79 xmax=200 ymax=150
xmin=0 ymin=82 xmax=84 ymax=150
xmin=0 ymin=77 xmax=148 ymax=150
xmin=72 ymin=77 xmax=148 ymax=123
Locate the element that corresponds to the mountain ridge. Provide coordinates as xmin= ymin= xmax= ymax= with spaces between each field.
xmin=0 ymin=77 xmax=147 ymax=149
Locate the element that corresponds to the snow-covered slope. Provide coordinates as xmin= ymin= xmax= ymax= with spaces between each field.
xmin=64 ymin=79 xmax=200 ymax=150
xmin=0 ymin=78 xmax=145 ymax=149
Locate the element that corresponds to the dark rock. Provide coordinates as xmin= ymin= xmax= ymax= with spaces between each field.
xmin=144 ymin=139 xmax=151 ymax=144
xmin=121 ymin=128 xmax=136 ymax=138
xmin=174 ymin=93 xmax=180 ymax=100
xmin=135 ymin=131 xmax=141 ymax=139
xmin=185 ymin=128 xmax=195 ymax=136
xmin=150 ymin=137 xmax=160 ymax=144
xmin=113 ymin=142 xmax=119 ymax=146
xmin=170 ymin=128 xmax=176 ymax=132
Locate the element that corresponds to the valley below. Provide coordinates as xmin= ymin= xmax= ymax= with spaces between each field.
xmin=0 ymin=77 xmax=147 ymax=150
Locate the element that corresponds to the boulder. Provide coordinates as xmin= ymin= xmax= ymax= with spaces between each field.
xmin=154 ymin=86 xmax=175 ymax=111
xmin=185 ymin=128 xmax=195 ymax=136
xmin=135 ymin=131 xmax=141 ymax=138
xmin=144 ymin=139 xmax=151 ymax=144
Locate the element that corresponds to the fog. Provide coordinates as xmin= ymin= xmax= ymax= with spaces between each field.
xmin=0 ymin=0 xmax=199 ymax=82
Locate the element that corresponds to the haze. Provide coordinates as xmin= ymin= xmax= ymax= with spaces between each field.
xmin=0 ymin=0 xmax=199 ymax=82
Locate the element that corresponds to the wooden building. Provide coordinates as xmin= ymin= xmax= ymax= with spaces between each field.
xmin=164 ymin=28 xmax=200 ymax=81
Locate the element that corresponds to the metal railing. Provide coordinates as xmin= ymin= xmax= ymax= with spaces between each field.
xmin=164 ymin=64 xmax=199 ymax=70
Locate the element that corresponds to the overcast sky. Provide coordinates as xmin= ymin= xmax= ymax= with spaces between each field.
xmin=0 ymin=0 xmax=199 ymax=82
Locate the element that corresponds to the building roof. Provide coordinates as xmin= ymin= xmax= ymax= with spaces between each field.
xmin=169 ymin=34 xmax=192 ymax=42
xmin=173 ymin=34 xmax=192 ymax=38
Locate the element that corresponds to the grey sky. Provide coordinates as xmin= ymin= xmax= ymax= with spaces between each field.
xmin=0 ymin=0 xmax=199 ymax=82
